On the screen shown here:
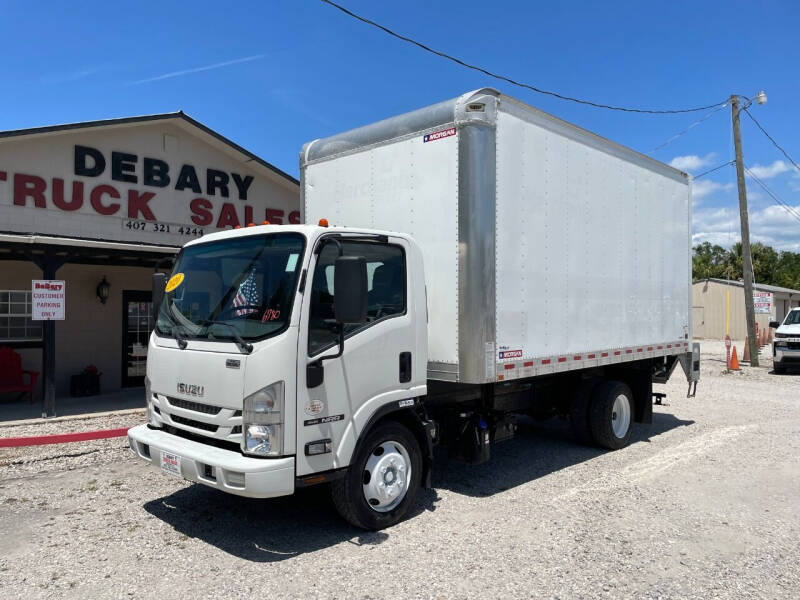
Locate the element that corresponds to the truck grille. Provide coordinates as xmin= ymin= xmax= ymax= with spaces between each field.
xmin=166 ymin=397 xmax=221 ymax=415
xmin=170 ymin=414 xmax=219 ymax=432
xmin=231 ymin=425 xmax=242 ymax=434
xmin=787 ymin=342 xmax=800 ymax=350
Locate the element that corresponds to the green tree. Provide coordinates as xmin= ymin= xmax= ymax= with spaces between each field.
xmin=693 ymin=242 xmax=800 ymax=288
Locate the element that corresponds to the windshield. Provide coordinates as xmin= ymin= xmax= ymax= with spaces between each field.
xmin=784 ymin=310 xmax=800 ymax=326
xmin=156 ymin=233 xmax=305 ymax=342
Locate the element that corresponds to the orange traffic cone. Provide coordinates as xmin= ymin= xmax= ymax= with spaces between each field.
xmin=742 ymin=337 xmax=751 ymax=363
xmin=730 ymin=346 xmax=740 ymax=371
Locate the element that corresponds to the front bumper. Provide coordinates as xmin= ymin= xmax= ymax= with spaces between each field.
xmin=773 ymin=345 xmax=800 ymax=364
xmin=127 ymin=424 xmax=295 ymax=498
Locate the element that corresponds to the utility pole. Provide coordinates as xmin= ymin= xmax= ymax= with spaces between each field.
xmin=730 ymin=94 xmax=759 ymax=366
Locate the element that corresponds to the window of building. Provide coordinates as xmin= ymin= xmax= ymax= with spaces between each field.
xmin=0 ymin=290 xmax=42 ymax=343
xmin=308 ymin=241 xmax=406 ymax=356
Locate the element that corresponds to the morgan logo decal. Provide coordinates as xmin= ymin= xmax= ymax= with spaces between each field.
xmin=423 ymin=127 xmax=456 ymax=143
xmin=499 ymin=349 xmax=523 ymax=359
xmin=177 ymin=383 xmax=204 ymax=397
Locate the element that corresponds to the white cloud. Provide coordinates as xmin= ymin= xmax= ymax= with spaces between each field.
xmin=692 ymin=179 xmax=734 ymax=200
xmin=746 ymin=160 xmax=792 ymax=179
xmin=693 ymin=204 xmax=800 ymax=251
xmin=128 ymin=54 xmax=266 ymax=85
xmin=670 ymin=153 xmax=716 ymax=172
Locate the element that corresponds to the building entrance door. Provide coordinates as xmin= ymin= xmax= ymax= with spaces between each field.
xmin=122 ymin=291 xmax=153 ymax=387
xmin=692 ymin=306 xmax=705 ymax=339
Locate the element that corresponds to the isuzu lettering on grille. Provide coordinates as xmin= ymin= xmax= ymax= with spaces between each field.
xmin=177 ymin=383 xmax=204 ymax=397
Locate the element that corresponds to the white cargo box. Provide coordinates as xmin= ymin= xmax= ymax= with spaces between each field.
xmin=301 ymin=89 xmax=692 ymax=384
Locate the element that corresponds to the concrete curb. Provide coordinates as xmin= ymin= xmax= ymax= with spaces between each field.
xmin=0 ymin=407 xmax=145 ymax=429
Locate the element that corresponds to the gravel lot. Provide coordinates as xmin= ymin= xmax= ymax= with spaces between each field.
xmin=1 ymin=343 xmax=798 ymax=599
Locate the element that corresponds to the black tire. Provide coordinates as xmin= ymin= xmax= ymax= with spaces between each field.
xmin=590 ymin=381 xmax=634 ymax=450
xmin=570 ymin=379 xmax=597 ymax=445
xmin=773 ymin=362 xmax=785 ymax=374
xmin=331 ymin=421 xmax=422 ymax=530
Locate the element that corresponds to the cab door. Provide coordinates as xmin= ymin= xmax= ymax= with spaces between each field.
xmin=295 ymin=236 xmax=419 ymax=477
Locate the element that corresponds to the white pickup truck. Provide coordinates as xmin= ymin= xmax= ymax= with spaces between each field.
xmin=128 ymin=89 xmax=700 ymax=529
xmin=770 ymin=307 xmax=800 ymax=373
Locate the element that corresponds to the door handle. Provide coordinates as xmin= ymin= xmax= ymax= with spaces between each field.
xmin=399 ymin=352 xmax=411 ymax=383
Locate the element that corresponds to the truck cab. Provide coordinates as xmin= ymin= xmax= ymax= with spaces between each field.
xmin=770 ymin=307 xmax=800 ymax=374
xmin=129 ymin=223 xmax=430 ymax=529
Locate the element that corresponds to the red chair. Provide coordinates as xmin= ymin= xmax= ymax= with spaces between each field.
xmin=0 ymin=346 xmax=39 ymax=403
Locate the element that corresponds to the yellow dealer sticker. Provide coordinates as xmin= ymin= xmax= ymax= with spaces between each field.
xmin=165 ymin=273 xmax=185 ymax=292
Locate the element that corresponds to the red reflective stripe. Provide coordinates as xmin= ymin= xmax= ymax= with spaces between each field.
xmin=637 ymin=348 xmax=643 ymax=353
xmin=667 ymin=344 xmax=672 ymax=348
xmin=614 ymin=351 xmax=621 ymax=356
xmin=558 ymin=357 xmax=567 ymax=363
xmin=626 ymin=349 xmax=633 ymax=354
xmin=504 ymin=363 xmax=515 ymax=370
xmin=657 ymin=346 xmax=663 ymax=349
xmin=573 ymin=355 xmax=582 ymax=360
xmin=587 ymin=354 xmax=596 ymax=359
xmin=541 ymin=359 xmax=551 ymax=365
xmin=647 ymin=347 xmax=653 ymax=351
xmin=0 ymin=428 xmax=129 ymax=448
xmin=523 ymin=361 xmax=534 ymax=367
xmin=601 ymin=352 xmax=609 ymax=357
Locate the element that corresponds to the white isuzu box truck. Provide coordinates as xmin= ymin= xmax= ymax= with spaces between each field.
xmin=129 ymin=88 xmax=700 ymax=529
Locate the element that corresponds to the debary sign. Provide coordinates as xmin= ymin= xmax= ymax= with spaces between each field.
xmin=31 ymin=280 xmax=65 ymax=320
xmin=0 ymin=126 xmax=299 ymax=247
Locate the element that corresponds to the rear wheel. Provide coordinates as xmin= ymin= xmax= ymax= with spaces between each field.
xmin=331 ymin=421 xmax=422 ymax=530
xmin=590 ymin=381 xmax=634 ymax=450
xmin=773 ymin=361 xmax=786 ymax=374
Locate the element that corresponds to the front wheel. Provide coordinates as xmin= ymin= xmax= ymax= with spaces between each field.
xmin=331 ymin=421 xmax=422 ymax=530
xmin=590 ymin=381 xmax=634 ymax=450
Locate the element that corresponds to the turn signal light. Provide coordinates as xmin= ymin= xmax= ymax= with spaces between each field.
xmin=247 ymin=222 xmax=255 ymax=227
xmin=318 ymin=218 xmax=329 ymax=227
xmin=262 ymin=220 xmax=271 ymax=225
xmin=234 ymin=225 xmax=242 ymax=229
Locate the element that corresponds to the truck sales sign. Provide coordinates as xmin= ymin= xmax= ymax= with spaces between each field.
xmin=0 ymin=119 xmax=299 ymax=247
xmin=32 ymin=280 xmax=65 ymax=320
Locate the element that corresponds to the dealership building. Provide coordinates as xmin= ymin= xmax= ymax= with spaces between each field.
xmin=0 ymin=114 xmax=299 ymax=416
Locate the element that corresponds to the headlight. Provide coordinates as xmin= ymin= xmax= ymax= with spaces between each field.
xmin=243 ymin=381 xmax=284 ymax=456
xmin=775 ymin=332 xmax=789 ymax=339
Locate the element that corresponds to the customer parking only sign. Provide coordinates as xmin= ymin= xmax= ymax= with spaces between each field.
xmin=31 ymin=280 xmax=66 ymax=320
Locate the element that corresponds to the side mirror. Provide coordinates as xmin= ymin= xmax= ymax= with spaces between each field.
xmin=334 ymin=256 xmax=368 ymax=324
xmin=769 ymin=320 xmax=780 ymax=329
xmin=152 ymin=272 xmax=167 ymax=316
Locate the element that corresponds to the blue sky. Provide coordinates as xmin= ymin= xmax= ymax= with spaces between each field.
xmin=2 ymin=1 xmax=798 ymax=250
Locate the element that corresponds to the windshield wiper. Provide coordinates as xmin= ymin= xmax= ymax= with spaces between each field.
xmin=159 ymin=306 xmax=188 ymax=349
xmin=199 ymin=320 xmax=254 ymax=354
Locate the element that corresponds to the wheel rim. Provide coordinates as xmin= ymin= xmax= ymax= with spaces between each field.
xmin=611 ymin=393 xmax=631 ymax=438
xmin=362 ymin=440 xmax=412 ymax=513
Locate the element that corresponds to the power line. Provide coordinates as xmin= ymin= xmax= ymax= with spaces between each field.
xmin=321 ymin=0 xmax=727 ymax=115
xmin=744 ymin=164 xmax=800 ymax=224
xmin=652 ymin=103 xmax=729 ymax=151
xmin=742 ymin=108 xmax=800 ymax=172
xmin=694 ymin=160 xmax=735 ymax=179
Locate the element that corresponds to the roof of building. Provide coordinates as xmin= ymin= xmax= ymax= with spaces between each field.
xmin=0 ymin=112 xmax=299 ymax=188
xmin=694 ymin=277 xmax=800 ymax=296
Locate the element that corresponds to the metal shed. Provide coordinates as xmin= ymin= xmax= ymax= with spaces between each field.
xmin=692 ymin=278 xmax=800 ymax=339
